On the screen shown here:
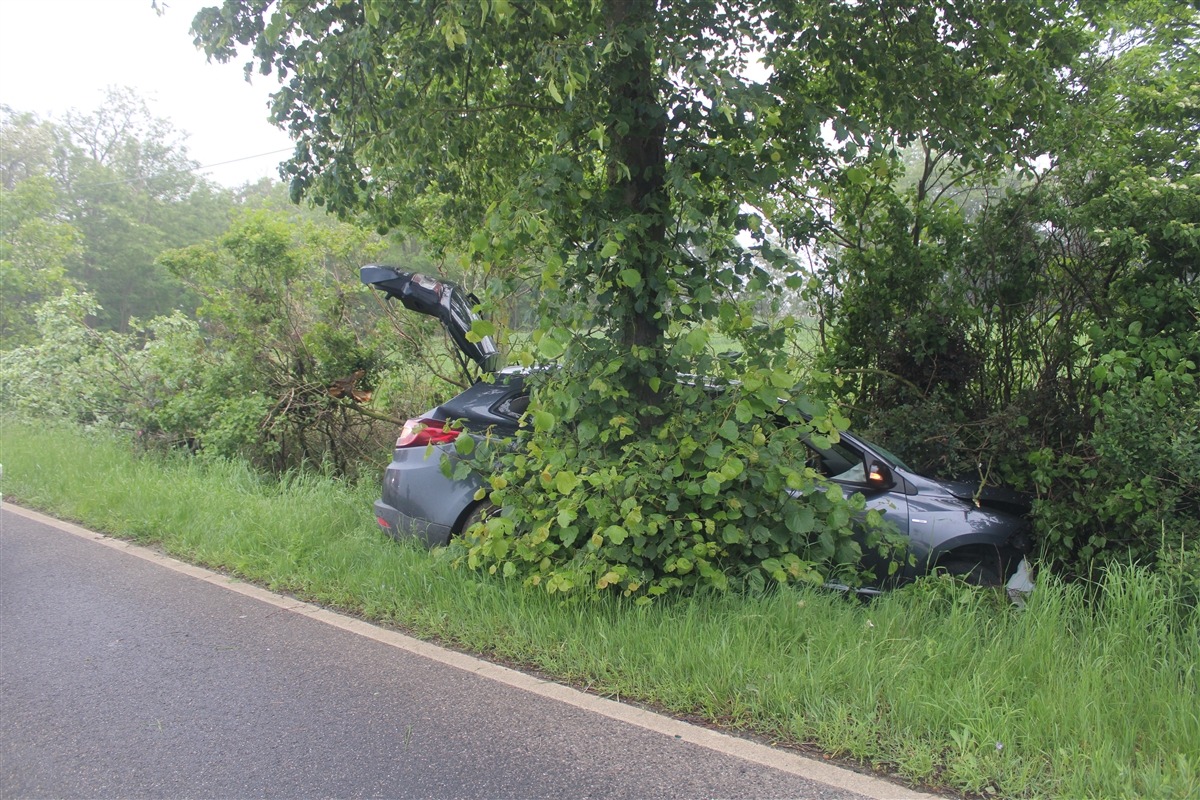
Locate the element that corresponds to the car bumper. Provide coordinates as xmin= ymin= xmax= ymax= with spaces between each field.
xmin=373 ymin=500 xmax=453 ymax=547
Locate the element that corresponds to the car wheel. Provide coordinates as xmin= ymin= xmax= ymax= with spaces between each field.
xmin=938 ymin=551 xmax=1002 ymax=586
xmin=459 ymin=502 xmax=497 ymax=538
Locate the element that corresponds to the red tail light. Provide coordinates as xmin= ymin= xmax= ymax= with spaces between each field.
xmin=397 ymin=417 xmax=461 ymax=448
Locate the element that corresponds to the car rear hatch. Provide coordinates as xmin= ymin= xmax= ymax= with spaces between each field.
xmin=360 ymin=264 xmax=499 ymax=372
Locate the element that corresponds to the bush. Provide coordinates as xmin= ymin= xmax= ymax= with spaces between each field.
xmin=0 ymin=211 xmax=451 ymax=479
xmin=460 ymin=357 xmax=904 ymax=599
xmin=1030 ymin=329 xmax=1199 ymax=575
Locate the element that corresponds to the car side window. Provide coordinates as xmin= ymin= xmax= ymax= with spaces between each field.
xmin=497 ymin=393 xmax=530 ymax=419
xmin=807 ymin=439 xmax=869 ymax=485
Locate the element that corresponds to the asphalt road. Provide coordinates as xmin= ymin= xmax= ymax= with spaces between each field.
xmin=1 ymin=506 xmax=929 ymax=799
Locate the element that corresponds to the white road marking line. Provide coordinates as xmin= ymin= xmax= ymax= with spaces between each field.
xmin=5 ymin=503 xmax=936 ymax=800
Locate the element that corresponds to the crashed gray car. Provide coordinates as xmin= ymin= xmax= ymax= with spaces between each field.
xmin=362 ymin=264 xmax=1034 ymax=589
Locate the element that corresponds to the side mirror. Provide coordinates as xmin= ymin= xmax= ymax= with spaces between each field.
xmin=866 ymin=461 xmax=892 ymax=488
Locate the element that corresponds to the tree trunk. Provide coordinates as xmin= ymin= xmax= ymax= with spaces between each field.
xmin=605 ymin=0 xmax=669 ymax=403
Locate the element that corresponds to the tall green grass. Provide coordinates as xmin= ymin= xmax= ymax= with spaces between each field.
xmin=2 ymin=419 xmax=1196 ymax=799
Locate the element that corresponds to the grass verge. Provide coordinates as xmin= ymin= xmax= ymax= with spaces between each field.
xmin=2 ymin=419 xmax=1197 ymax=799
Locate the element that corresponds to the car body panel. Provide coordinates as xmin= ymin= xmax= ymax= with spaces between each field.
xmin=851 ymin=487 xmax=911 ymax=582
xmin=371 ymin=369 xmax=527 ymax=546
xmin=374 ymin=444 xmax=482 ymax=547
xmin=440 ymin=372 xmax=526 ymax=434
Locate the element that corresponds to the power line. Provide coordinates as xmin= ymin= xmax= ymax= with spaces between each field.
xmin=70 ymin=148 xmax=294 ymax=190
xmin=197 ymin=148 xmax=294 ymax=171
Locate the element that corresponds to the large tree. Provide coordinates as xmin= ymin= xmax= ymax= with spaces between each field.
xmin=192 ymin=0 xmax=1096 ymax=360
xmin=192 ymin=0 xmax=1106 ymax=595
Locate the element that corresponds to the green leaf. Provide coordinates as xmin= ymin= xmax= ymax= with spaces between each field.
xmin=554 ymin=471 xmax=579 ymax=494
xmin=604 ymin=525 xmax=628 ymax=545
xmin=618 ymin=268 xmax=642 ymax=288
xmin=465 ymin=319 xmax=489 ymax=340
xmin=784 ymin=504 xmax=814 ymax=534
xmin=363 ymin=1 xmax=380 ymax=27
xmin=720 ymin=457 xmax=744 ymax=479
xmin=829 ymin=505 xmax=850 ymax=530
xmin=537 ymin=335 xmax=565 ymax=360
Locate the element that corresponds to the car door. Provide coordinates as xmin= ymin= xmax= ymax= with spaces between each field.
xmin=808 ymin=436 xmax=911 ymax=583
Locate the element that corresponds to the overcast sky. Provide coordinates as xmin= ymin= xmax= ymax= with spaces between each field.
xmin=0 ymin=0 xmax=295 ymax=186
